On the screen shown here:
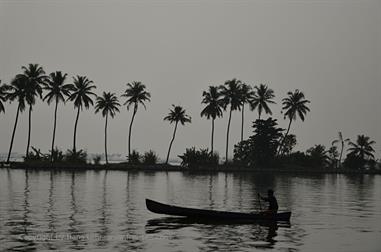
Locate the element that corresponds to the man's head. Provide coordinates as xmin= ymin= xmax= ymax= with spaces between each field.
xmin=267 ymin=189 xmax=274 ymax=196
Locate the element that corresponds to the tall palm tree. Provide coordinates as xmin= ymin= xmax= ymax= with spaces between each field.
xmin=16 ymin=64 xmax=47 ymax=157
xmin=68 ymin=76 xmax=96 ymax=153
xmin=331 ymin=131 xmax=350 ymax=168
xmin=95 ymin=92 xmax=120 ymax=164
xmin=239 ymin=83 xmax=254 ymax=142
xmin=6 ymin=77 xmax=27 ymax=163
xmin=201 ymin=86 xmax=224 ymax=153
xmin=220 ymin=79 xmax=243 ymax=163
xmin=121 ymin=81 xmax=151 ymax=160
xmin=250 ymin=84 xmax=276 ymax=120
xmin=0 ymin=80 xmax=9 ymax=114
xmin=348 ymin=135 xmax=376 ymax=161
xmin=277 ymin=89 xmax=310 ymax=155
xmin=164 ymin=105 xmax=191 ymax=164
xmin=43 ymin=71 xmax=74 ymax=162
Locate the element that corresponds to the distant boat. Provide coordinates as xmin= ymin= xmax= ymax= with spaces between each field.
xmin=146 ymin=199 xmax=291 ymax=222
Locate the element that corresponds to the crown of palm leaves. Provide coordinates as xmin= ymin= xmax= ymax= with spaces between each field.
xmin=121 ymin=81 xmax=151 ymax=110
xmin=164 ymin=105 xmax=191 ymax=125
xmin=201 ymin=86 xmax=224 ymax=120
xmin=95 ymin=92 xmax=121 ymax=118
xmin=43 ymin=71 xmax=74 ymax=104
xmin=68 ymin=75 xmax=96 ymax=109
xmin=282 ymin=89 xmax=310 ymax=121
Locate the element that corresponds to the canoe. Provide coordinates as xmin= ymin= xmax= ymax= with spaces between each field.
xmin=146 ymin=199 xmax=291 ymax=222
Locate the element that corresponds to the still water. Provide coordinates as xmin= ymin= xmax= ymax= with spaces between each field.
xmin=0 ymin=169 xmax=380 ymax=251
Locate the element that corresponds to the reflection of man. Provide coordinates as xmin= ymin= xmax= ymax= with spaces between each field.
xmin=258 ymin=189 xmax=278 ymax=214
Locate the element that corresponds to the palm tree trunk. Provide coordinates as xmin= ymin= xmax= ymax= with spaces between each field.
xmin=50 ymin=99 xmax=58 ymax=163
xmin=211 ymin=118 xmax=215 ymax=154
xmin=128 ymin=103 xmax=137 ymax=159
xmin=7 ymin=103 xmax=21 ymax=163
xmin=338 ymin=142 xmax=344 ymax=168
xmin=225 ymin=107 xmax=233 ymax=164
xmin=104 ymin=113 xmax=109 ymax=164
xmin=277 ymin=118 xmax=292 ymax=156
xmin=73 ymin=106 xmax=80 ymax=152
xmin=26 ymin=104 xmax=32 ymax=158
xmin=258 ymin=111 xmax=261 ymax=120
xmin=241 ymin=104 xmax=244 ymax=142
xmin=166 ymin=121 xmax=178 ymax=164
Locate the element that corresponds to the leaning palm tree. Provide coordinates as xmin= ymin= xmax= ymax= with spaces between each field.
xmin=95 ymin=92 xmax=120 ymax=164
xmin=250 ymin=84 xmax=276 ymax=120
xmin=43 ymin=71 xmax=74 ymax=162
xmin=164 ymin=105 xmax=191 ymax=164
xmin=239 ymin=83 xmax=254 ymax=142
xmin=16 ymin=64 xmax=47 ymax=157
xmin=331 ymin=131 xmax=350 ymax=168
xmin=219 ymin=79 xmax=243 ymax=163
xmin=277 ymin=89 xmax=310 ymax=155
xmin=68 ymin=76 xmax=96 ymax=153
xmin=348 ymin=135 xmax=376 ymax=161
xmin=201 ymin=86 xmax=224 ymax=153
xmin=6 ymin=77 xmax=27 ymax=163
xmin=121 ymin=81 xmax=151 ymax=160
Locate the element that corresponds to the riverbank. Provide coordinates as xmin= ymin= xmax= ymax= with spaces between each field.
xmin=1 ymin=161 xmax=380 ymax=175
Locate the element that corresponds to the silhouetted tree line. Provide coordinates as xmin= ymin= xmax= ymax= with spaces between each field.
xmin=0 ymin=64 xmax=378 ymax=170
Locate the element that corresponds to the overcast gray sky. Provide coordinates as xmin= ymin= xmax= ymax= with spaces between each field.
xmin=0 ymin=0 xmax=380 ymax=161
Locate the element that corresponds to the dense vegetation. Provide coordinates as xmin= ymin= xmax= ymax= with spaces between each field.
xmin=0 ymin=63 xmax=379 ymax=171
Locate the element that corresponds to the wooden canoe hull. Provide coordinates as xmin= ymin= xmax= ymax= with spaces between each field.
xmin=146 ymin=199 xmax=291 ymax=222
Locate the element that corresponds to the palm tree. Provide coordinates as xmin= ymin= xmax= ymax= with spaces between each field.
xmin=5 ymin=77 xmax=27 ymax=163
xmin=348 ymin=135 xmax=376 ymax=161
xmin=95 ymin=92 xmax=120 ymax=164
xmin=68 ymin=76 xmax=96 ymax=153
xmin=201 ymin=86 xmax=224 ymax=153
xmin=164 ymin=105 xmax=191 ymax=164
xmin=43 ymin=71 xmax=74 ymax=162
xmin=121 ymin=81 xmax=151 ymax=160
xmin=277 ymin=89 xmax=310 ymax=156
xmin=220 ymin=79 xmax=243 ymax=163
xmin=16 ymin=64 xmax=47 ymax=157
xmin=331 ymin=131 xmax=350 ymax=168
xmin=0 ymin=80 xmax=9 ymax=114
xmin=250 ymin=84 xmax=276 ymax=120
xmin=239 ymin=83 xmax=254 ymax=142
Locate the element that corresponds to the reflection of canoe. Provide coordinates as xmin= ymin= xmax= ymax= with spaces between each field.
xmin=146 ymin=199 xmax=291 ymax=222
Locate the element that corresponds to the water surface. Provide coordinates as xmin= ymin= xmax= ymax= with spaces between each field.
xmin=0 ymin=169 xmax=380 ymax=251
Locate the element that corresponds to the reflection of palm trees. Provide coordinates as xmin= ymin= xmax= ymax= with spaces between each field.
xmin=47 ymin=171 xmax=56 ymax=232
xmin=96 ymin=171 xmax=110 ymax=247
xmin=22 ymin=170 xmax=31 ymax=235
xmin=69 ymin=172 xmax=86 ymax=249
xmin=15 ymin=169 xmax=36 ymax=250
xmin=208 ymin=175 xmax=215 ymax=208
xmin=46 ymin=171 xmax=57 ymax=250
